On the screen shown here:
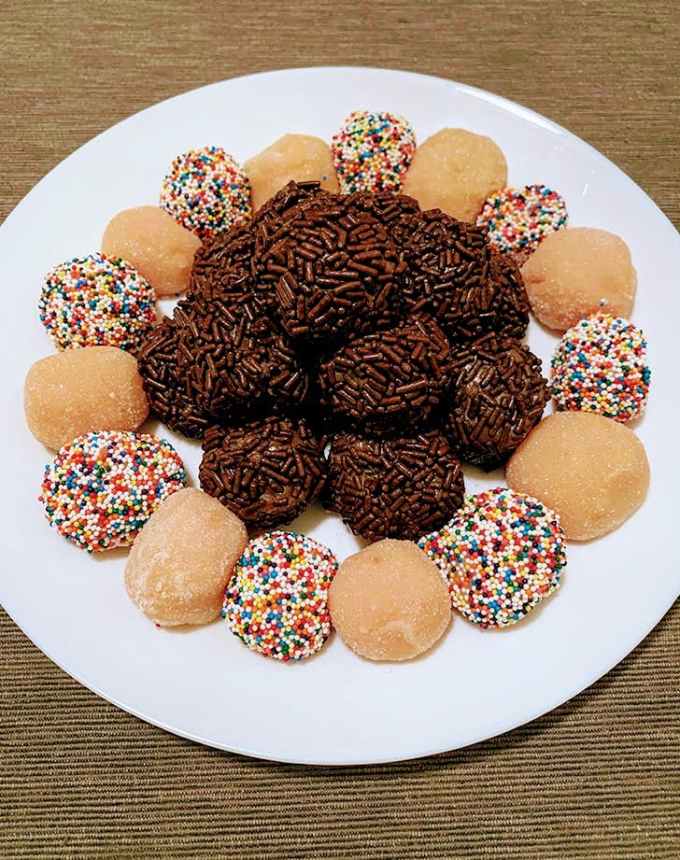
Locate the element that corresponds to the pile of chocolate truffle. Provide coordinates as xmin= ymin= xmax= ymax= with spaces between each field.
xmin=138 ymin=180 xmax=549 ymax=541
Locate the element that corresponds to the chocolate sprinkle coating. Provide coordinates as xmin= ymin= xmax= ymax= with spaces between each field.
xmin=318 ymin=315 xmax=451 ymax=434
xmin=137 ymin=319 xmax=211 ymax=439
xmin=345 ymin=189 xmax=421 ymax=246
xmin=323 ymin=430 xmax=465 ymax=542
xmin=445 ymin=334 xmax=549 ymax=469
xmin=189 ymin=181 xmax=333 ymax=310
xmin=401 ymin=210 xmax=530 ymax=341
xmin=256 ymin=196 xmax=405 ymax=344
xmin=174 ymin=271 xmax=308 ymax=421
xmin=199 ymin=415 xmax=327 ymax=530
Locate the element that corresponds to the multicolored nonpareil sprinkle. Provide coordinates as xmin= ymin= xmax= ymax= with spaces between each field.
xmin=476 ymin=184 xmax=567 ymax=259
xmin=223 ymin=530 xmax=338 ymax=661
xmin=551 ymin=314 xmax=650 ymax=423
xmin=331 ymin=110 xmax=416 ymax=194
xmin=418 ymin=487 xmax=566 ymax=629
xmin=39 ymin=431 xmax=186 ymax=553
xmin=160 ymin=146 xmax=251 ymax=240
xmin=39 ymin=254 xmax=156 ymax=352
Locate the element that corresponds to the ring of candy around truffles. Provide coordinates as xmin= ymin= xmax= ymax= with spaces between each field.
xmin=418 ymin=487 xmax=566 ymax=628
xmin=476 ymin=184 xmax=568 ymax=258
xmin=39 ymin=430 xmax=186 ymax=552
xmin=331 ymin=110 xmax=416 ymax=194
xmin=39 ymin=253 xmax=156 ymax=352
xmin=160 ymin=146 xmax=252 ymax=241
xmin=223 ymin=530 xmax=338 ymax=661
xmin=550 ymin=313 xmax=650 ymax=423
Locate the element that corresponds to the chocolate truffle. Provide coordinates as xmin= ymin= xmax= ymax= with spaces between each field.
xmin=256 ymin=196 xmax=405 ymax=344
xmin=318 ymin=314 xmax=451 ymax=434
xmin=189 ymin=180 xmax=333 ymax=306
xmin=199 ymin=415 xmax=327 ymax=530
xmin=174 ymin=273 xmax=308 ymax=421
xmin=137 ymin=318 xmax=210 ymax=439
xmin=401 ymin=210 xmax=530 ymax=341
xmin=445 ymin=334 xmax=549 ymax=469
xmin=323 ymin=430 xmax=465 ymax=542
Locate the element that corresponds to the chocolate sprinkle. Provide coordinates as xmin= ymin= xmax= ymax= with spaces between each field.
xmin=255 ymin=196 xmax=405 ymax=344
xmin=318 ymin=314 xmax=451 ymax=434
xmin=445 ymin=334 xmax=549 ymax=469
xmin=323 ymin=430 xmax=465 ymax=542
xmin=401 ymin=210 xmax=530 ymax=341
xmin=345 ymin=189 xmax=422 ymax=246
xmin=136 ymin=318 xmax=211 ymax=439
xmin=174 ymin=270 xmax=308 ymax=421
xmin=199 ymin=415 xmax=327 ymax=530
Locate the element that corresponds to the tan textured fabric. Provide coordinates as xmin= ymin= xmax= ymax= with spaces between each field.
xmin=1 ymin=1 xmax=679 ymax=856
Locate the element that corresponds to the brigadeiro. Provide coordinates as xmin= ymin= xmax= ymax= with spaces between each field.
xmin=199 ymin=415 xmax=327 ymax=531
xmin=323 ymin=429 xmax=465 ymax=542
xmin=255 ymin=195 xmax=405 ymax=344
xmin=401 ymin=210 xmax=530 ymax=342
xmin=445 ymin=334 xmax=549 ymax=469
xmin=137 ymin=318 xmax=210 ymax=439
xmin=189 ymin=180 xmax=332 ymax=309
xmin=174 ymin=271 xmax=308 ymax=422
xmin=318 ymin=314 xmax=452 ymax=435
xmin=344 ymin=189 xmax=421 ymax=247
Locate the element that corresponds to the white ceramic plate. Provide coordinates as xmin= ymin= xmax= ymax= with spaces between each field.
xmin=1 ymin=67 xmax=679 ymax=766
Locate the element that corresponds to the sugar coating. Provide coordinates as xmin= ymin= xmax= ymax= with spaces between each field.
xmin=40 ymin=430 xmax=186 ymax=552
xmin=506 ymin=412 xmax=650 ymax=541
xmin=245 ymin=134 xmax=339 ymax=211
xmin=39 ymin=253 xmax=156 ymax=352
xmin=102 ymin=206 xmax=201 ymax=297
xmin=125 ymin=488 xmax=247 ymax=627
xmin=419 ymin=488 xmax=566 ymax=629
xmin=331 ymin=110 xmax=416 ymax=194
xmin=24 ymin=346 xmax=149 ymax=450
xmin=160 ymin=146 xmax=252 ymax=240
xmin=402 ymin=128 xmax=507 ymax=222
xmin=328 ymin=540 xmax=451 ymax=661
xmin=476 ymin=184 xmax=568 ymax=260
xmin=551 ymin=314 xmax=650 ymax=423
xmin=521 ymin=228 xmax=637 ymax=331
xmin=223 ymin=530 xmax=338 ymax=661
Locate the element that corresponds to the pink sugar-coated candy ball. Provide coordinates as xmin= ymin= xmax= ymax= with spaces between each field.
xmin=102 ymin=206 xmax=201 ymax=297
xmin=521 ymin=227 xmax=637 ymax=332
xmin=506 ymin=411 xmax=650 ymax=541
xmin=329 ymin=539 xmax=451 ymax=662
xmin=125 ymin=488 xmax=248 ymax=627
xmin=402 ymin=128 xmax=507 ymax=222
xmin=245 ymin=134 xmax=339 ymax=211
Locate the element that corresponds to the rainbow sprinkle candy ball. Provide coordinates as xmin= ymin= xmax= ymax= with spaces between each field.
xmin=419 ymin=487 xmax=566 ymax=629
xmin=39 ymin=253 xmax=156 ymax=352
xmin=331 ymin=110 xmax=416 ymax=194
xmin=551 ymin=313 xmax=650 ymax=423
xmin=40 ymin=430 xmax=186 ymax=553
xmin=223 ymin=530 xmax=338 ymax=661
xmin=476 ymin=184 xmax=568 ymax=260
xmin=160 ymin=145 xmax=252 ymax=241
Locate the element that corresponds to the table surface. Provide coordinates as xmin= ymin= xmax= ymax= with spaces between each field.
xmin=2 ymin=1 xmax=679 ymax=857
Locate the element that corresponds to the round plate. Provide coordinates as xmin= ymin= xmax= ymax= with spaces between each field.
xmin=1 ymin=67 xmax=678 ymax=765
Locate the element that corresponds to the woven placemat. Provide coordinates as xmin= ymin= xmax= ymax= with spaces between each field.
xmin=1 ymin=1 xmax=679 ymax=856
